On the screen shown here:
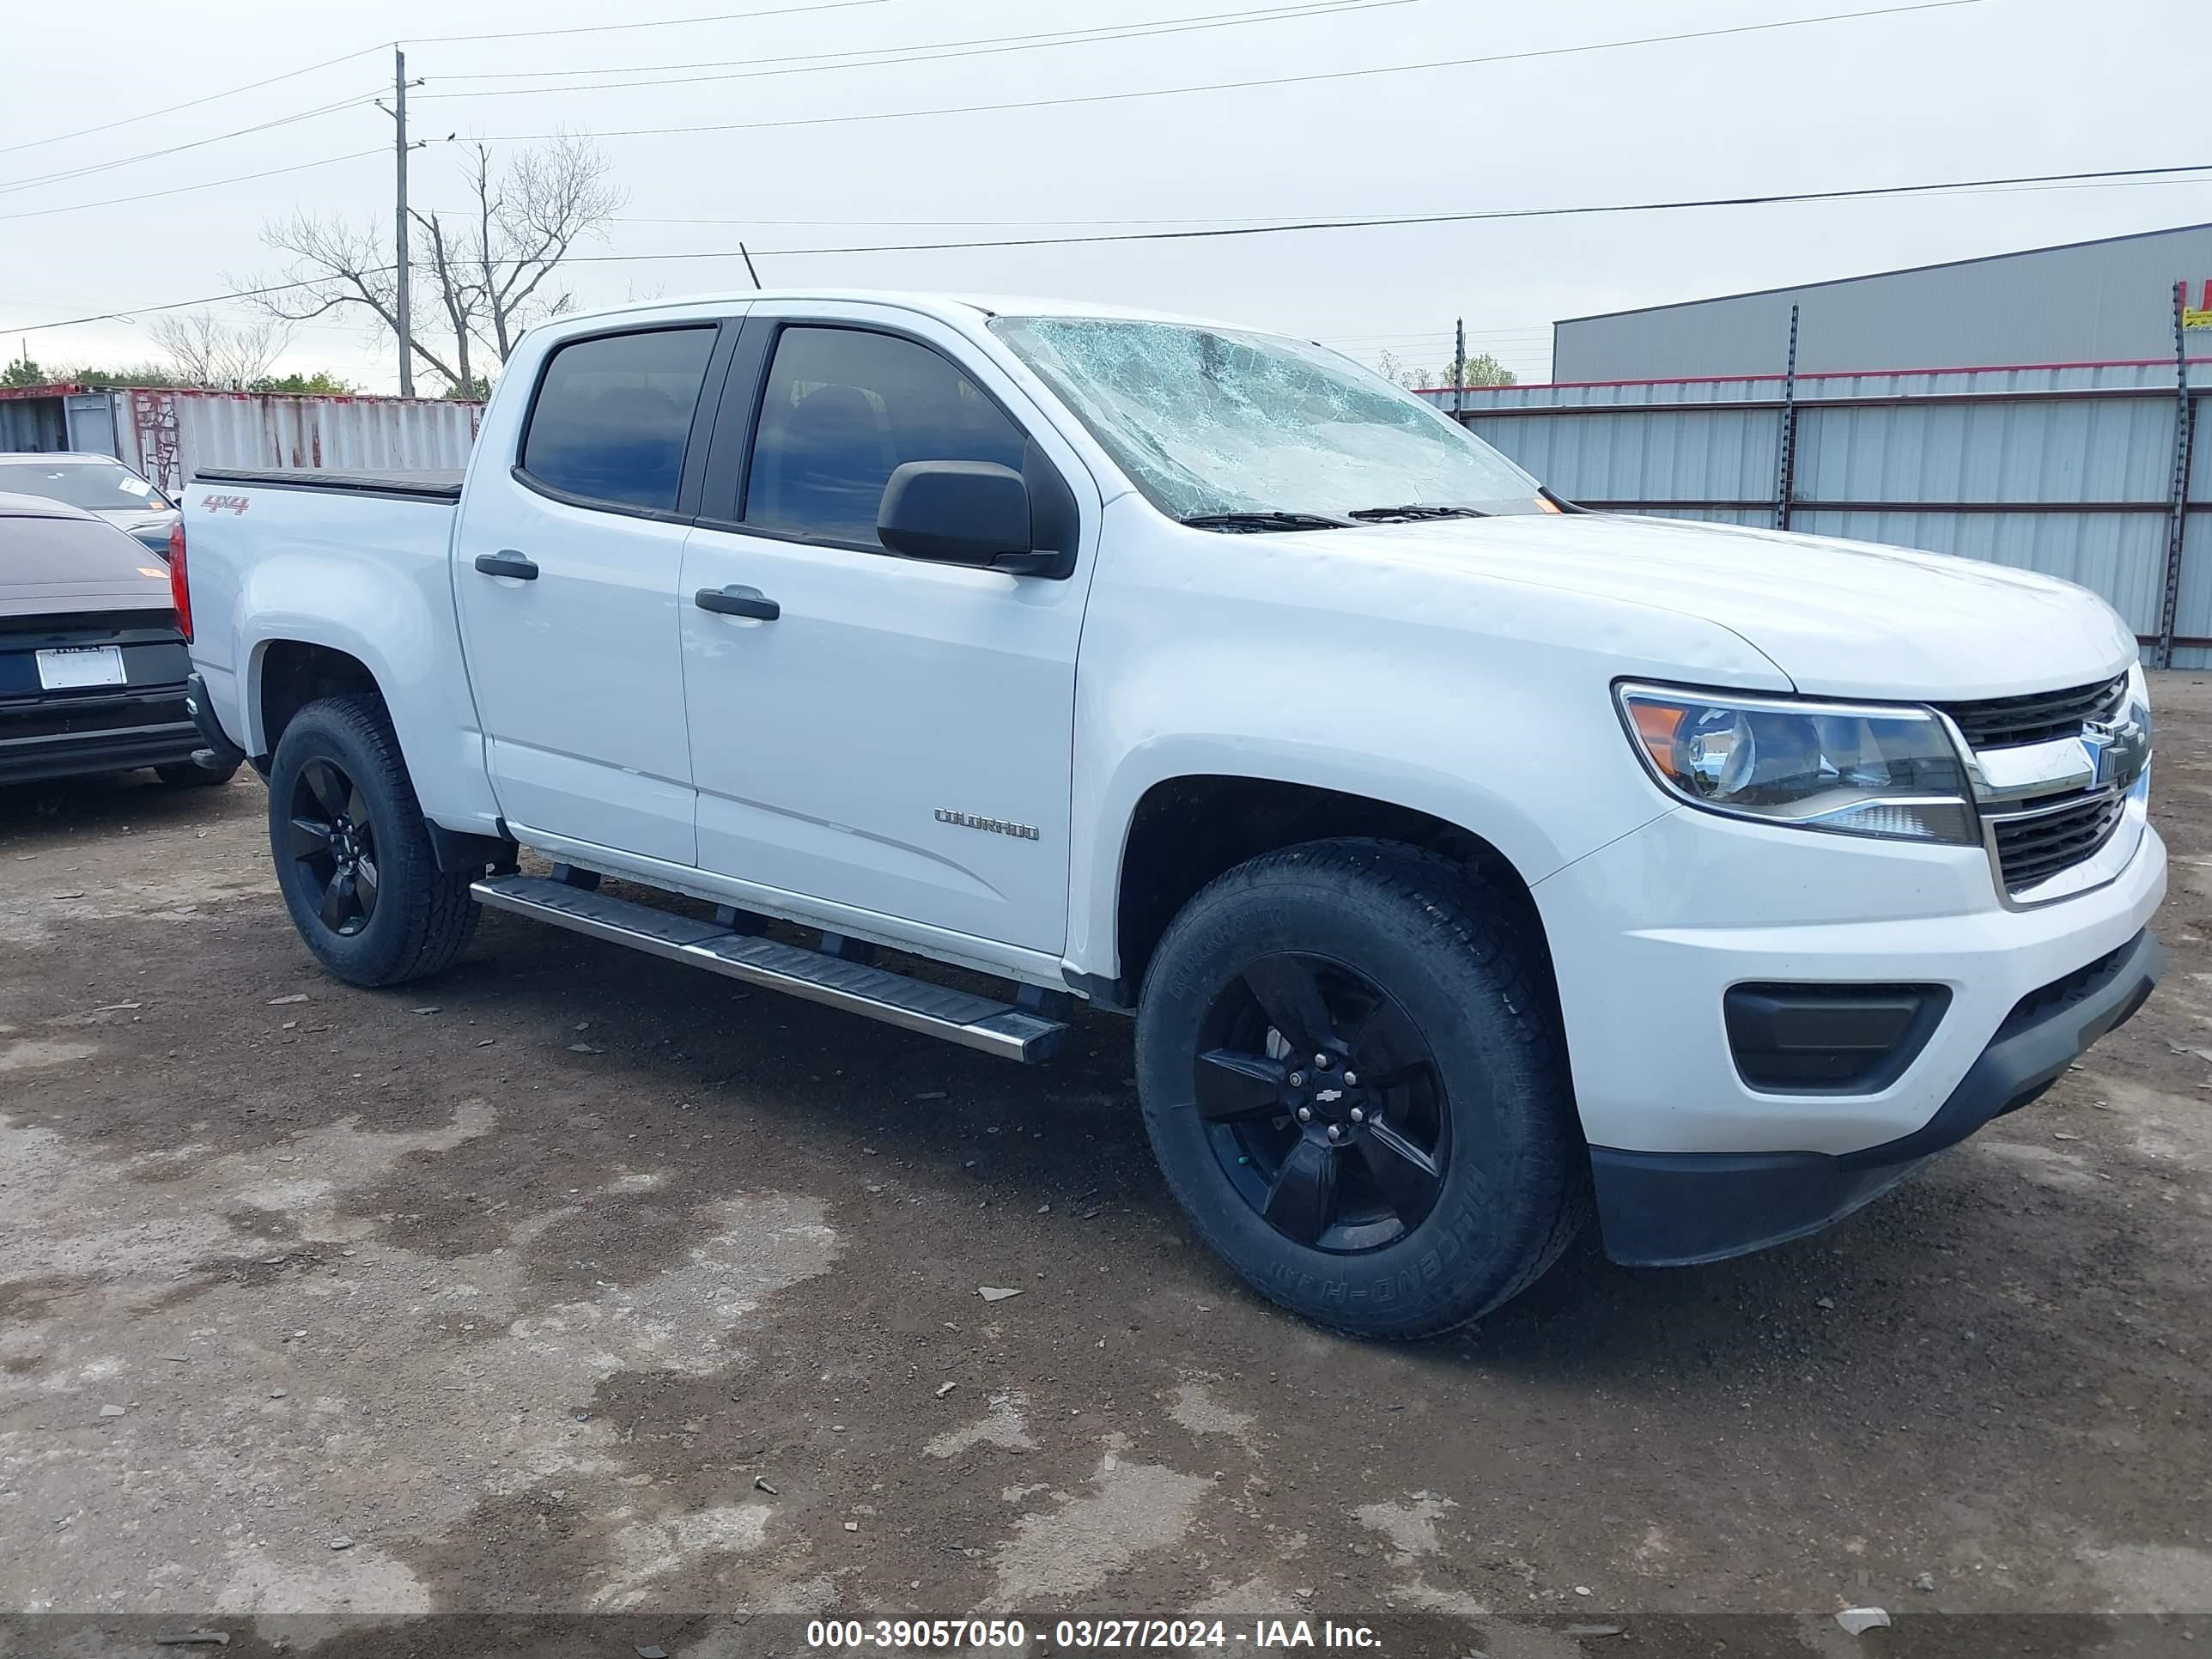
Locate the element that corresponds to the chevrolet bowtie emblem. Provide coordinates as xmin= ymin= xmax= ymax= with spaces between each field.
xmin=2081 ymin=714 xmax=2149 ymax=791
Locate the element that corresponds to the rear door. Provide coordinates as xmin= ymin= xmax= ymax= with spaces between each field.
xmin=678 ymin=303 xmax=1100 ymax=951
xmin=453 ymin=319 xmax=737 ymax=865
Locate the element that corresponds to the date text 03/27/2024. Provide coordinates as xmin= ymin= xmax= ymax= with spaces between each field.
xmin=803 ymin=1619 xmax=1383 ymax=1650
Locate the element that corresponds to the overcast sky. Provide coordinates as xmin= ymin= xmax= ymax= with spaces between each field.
xmin=3 ymin=0 xmax=2203 ymax=393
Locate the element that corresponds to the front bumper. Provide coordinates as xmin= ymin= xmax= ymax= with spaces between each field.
xmin=1589 ymin=926 xmax=2163 ymax=1265
xmin=1534 ymin=795 xmax=2168 ymax=1266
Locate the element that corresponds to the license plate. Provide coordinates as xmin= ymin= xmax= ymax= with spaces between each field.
xmin=36 ymin=645 xmax=126 ymax=691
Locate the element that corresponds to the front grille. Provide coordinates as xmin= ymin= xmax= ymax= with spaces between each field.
xmin=1940 ymin=673 xmax=2127 ymax=749
xmin=1990 ymin=789 xmax=2128 ymax=892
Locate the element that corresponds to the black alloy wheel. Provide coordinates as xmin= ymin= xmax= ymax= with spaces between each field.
xmin=1195 ymin=951 xmax=1449 ymax=1254
xmin=283 ymin=756 xmax=380 ymax=937
xmin=1134 ymin=839 xmax=1589 ymax=1339
xmin=266 ymin=694 xmax=479 ymax=986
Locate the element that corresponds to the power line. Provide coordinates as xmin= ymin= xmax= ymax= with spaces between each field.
xmin=614 ymin=210 xmax=1462 ymax=228
xmin=417 ymin=0 xmax=1422 ymax=100
xmin=0 ymin=150 xmax=385 ymax=224
xmin=476 ymin=1 xmax=1984 ymax=143
xmin=406 ymin=0 xmax=896 ymax=46
xmin=549 ymin=161 xmax=2212 ymax=264
xmin=8 ymin=160 xmax=2204 ymax=337
xmin=0 ymin=43 xmax=389 ymax=160
xmin=432 ymin=0 xmax=1403 ymax=82
xmin=0 ymin=91 xmax=383 ymax=198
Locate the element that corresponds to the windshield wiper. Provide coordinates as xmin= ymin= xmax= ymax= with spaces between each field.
xmin=1345 ymin=504 xmax=1493 ymax=523
xmin=1182 ymin=510 xmax=1352 ymax=533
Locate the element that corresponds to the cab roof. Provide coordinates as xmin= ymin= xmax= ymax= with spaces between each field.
xmin=545 ymin=288 xmax=1279 ymax=338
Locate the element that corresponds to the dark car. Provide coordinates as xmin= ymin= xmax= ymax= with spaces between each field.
xmin=0 ymin=492 xmax=235 ymax=789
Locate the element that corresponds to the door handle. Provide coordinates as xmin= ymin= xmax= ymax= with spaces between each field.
xmin=473 ymin=550 xmax=538 ymax=580
xmin=695 ymin=584 xmax=780 ymax=622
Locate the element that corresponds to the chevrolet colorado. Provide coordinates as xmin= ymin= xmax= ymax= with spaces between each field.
xmin=177 ymin=290 xmax=2165 ymax=1338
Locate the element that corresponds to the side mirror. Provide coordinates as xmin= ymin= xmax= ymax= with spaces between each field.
xmin=878 ymin=460 xmax=1059 ymax=576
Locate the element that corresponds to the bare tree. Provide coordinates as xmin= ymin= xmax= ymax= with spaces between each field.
xmin=411 ymin=209 xmax=482 ymax=399
xmin=453 ymin=136 xmax=625 ymax=362
xmin=240 ymin=210 xmax=467 ymax=391
xmin=148 ymin=310 xmax=293 ymax=390
xmin=235 ymin=137 xmax=619 ymax=397
xmin=1375 ymin=349 xmax=1423 ymax=390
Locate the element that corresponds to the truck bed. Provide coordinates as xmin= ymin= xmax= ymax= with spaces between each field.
xmin=194 ymin=466 xmax=465 ymax=502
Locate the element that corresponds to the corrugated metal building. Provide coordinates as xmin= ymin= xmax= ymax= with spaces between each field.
xmin=1552 ymin=222 xmax=2212 ymax=383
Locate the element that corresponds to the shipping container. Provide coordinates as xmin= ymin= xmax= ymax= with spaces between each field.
xmin=0 ymin=385 xmax=482 ymax=496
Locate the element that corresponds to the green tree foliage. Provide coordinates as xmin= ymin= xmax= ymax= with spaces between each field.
xmin=1374 ymin=349 xmax=1519 ymax=391
xmin=250 ymin=370 xmax=364 ymax=395
xmin=1437 ymin=353 xmax=1517 ymax=389
xmin=3 ymin=362 xmax=362 ymax=394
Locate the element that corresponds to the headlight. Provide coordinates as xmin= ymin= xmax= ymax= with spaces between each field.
xmin=1616 ymin=684 xmax=1976 ymax=844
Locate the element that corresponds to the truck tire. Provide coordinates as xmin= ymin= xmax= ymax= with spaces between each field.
xmin=267 ymin=694 xmax=478 ymax=987
xmin=156 ymin=760 xmax=239 ymax=788
xmin=1135 ymin=838 xmax=1588 ymax=1340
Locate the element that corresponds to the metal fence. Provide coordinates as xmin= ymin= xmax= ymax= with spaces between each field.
xmin=1424 ymin=355 xmax=2209 ymax=670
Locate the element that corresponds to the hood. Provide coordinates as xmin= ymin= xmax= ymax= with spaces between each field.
xmin=1322 ymin=512 xmax=2136 ymax=700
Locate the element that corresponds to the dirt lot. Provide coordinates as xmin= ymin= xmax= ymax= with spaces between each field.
xmin=3 ymin=678 xmax=2210 ymax=1658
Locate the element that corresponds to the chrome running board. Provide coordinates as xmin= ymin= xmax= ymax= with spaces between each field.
xmin=469 ymin=874 xmax=1070 ymax=1063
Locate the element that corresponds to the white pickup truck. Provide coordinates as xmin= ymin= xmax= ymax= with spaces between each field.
xmin=178 ymin=289 xmax=2165 ymax=1339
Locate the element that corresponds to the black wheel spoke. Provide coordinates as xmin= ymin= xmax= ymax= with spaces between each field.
xmin=319 ymin=870 xmax=356 ymax=931
xmin=353 ymin=856 xmax=380 ymax=917
xmin=345 ymin=786 xmax=372 ymax=831
xmin=1357 ymin=1121 xmax=1444 ymax=1226
xmin=1194 ymin=1048 xmax=1287 ymax=1121
xmin=1357 ymin=1060 xmax=1431 ymax=1094
xmin=1261 ymin=1137 xmax=1340 ymax=1245
xmin=284 ymin=814 xmax=333 ymax=860
xmin=304 ymin=760 xmax=347 ymax=820
xmin=1349 ymin=999 xmax=1426 ymax=1085
xmin=1243 ymin=955 xmax=1336 ymax=1054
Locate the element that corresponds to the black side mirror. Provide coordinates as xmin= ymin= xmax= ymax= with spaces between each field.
xmin=878 ymin=460 xmax=1060 ymax=576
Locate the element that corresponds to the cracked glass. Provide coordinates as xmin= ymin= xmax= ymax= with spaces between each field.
xmin=989 ymin=317 xmax=1547 ymax=523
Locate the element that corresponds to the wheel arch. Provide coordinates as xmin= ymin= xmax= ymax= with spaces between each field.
xmin=250 ymin=637 xmax=381 ymax=759
xmin=1103 ymin=774 xmax=1556 ymax=1008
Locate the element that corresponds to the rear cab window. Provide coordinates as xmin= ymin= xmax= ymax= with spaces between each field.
xmin=518 ymin=327 xmax=719 ymax=515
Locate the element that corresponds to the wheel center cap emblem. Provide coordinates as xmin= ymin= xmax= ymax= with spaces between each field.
xmin=1316 ymin=1088 xmax=1344 ymax=1103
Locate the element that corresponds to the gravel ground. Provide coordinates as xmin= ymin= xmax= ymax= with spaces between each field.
xmin=2 ymin=676 xmax=2209 ymax=1658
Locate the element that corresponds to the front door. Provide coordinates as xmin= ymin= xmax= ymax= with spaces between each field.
xmin=678 ymin=307 xmax=1098 ymax=951
xmin=453 ymin=321 xmax=728 ymax=865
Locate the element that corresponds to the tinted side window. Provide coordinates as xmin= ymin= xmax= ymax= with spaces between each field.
xmin=520 ymin=327 xmax=717 ymax=514
xmin=744 ymin=326 xmax=1026 ymax=548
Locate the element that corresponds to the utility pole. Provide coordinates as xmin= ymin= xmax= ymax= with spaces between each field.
xmin=1454 ymin=318 xmax=1466 ymax=420
xmin=392 ymin=47 xmax=415 ymax=398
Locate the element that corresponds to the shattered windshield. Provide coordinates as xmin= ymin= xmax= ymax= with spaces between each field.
xmin=988 ymin=316 xmax=1548 ymax=524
